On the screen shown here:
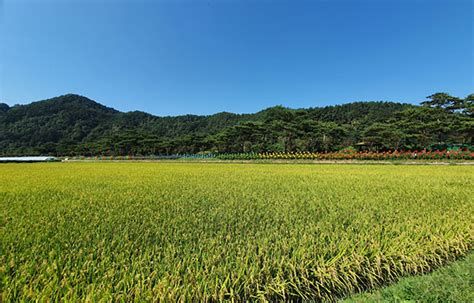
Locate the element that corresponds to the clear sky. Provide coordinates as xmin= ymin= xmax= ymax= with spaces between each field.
xmin=1 ymin=0 xmax=473 ymax=116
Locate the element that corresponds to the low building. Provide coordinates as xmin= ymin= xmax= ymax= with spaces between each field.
xmin=0 ymin=156 xmax=59 ymax=163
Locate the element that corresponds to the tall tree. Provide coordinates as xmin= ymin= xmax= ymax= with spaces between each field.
xmin=462 ymin=94 xmax=474 ymax=117
xmin=421 ymin=92 xmax=462 ymax=112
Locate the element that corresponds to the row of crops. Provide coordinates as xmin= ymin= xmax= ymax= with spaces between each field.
xmin=1 ymin=163 xmax=473 ymax=301
xmin=215 ymin=149 xmax=474 ymax=160
xmin=69 ymin=149 xmax=474 ymax=161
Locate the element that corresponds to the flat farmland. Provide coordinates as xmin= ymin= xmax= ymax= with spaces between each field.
xmin=1 ymin=163 xmax=473 ymax=301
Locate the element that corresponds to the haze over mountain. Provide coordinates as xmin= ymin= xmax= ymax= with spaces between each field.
xmin=0 ymin=93 xmax=472 ymax=156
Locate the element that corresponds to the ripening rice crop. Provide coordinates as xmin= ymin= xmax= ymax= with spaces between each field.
xmin=1 ymin=163 xmax=473 ymax=301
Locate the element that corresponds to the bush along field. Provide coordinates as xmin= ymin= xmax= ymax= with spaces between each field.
xmin=216 ymin=149 xmax=474 ymax=161
xmin=68 ymin=149 xmax=474 ymax=161
xmin=1 ymin=163 xmax=473 ymax=301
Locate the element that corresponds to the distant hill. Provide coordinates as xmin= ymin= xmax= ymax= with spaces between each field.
xmin=0 ymin=93 xmax=472 ymax=156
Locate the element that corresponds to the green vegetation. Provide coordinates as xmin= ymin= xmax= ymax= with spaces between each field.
xmin=1 ymin=163 xmax=473 ymax=301
xmin=343 ymin=252 xmax=474 ymax=303
xmin=213 ymin=150 xmax=474 ymax=160
xmin=1 ymin=92 xmax=472 ymax=156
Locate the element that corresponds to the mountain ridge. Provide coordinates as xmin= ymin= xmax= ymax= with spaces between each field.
xmin=1 ymin=93 xmax=413 ymax=118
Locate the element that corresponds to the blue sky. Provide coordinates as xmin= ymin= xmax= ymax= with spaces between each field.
xmin=1 ymin=0 xmax=473 ymax=116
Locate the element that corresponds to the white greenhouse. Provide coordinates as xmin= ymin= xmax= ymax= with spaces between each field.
xmin=0 ymin=156 xmax=59 ymax=163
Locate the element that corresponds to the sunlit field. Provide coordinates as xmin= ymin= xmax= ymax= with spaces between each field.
xmin=1 ymin=163 xmax=473 ymax=301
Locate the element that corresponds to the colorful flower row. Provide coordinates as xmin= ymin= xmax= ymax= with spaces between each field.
xmin=68 ymin=149 xmax=474 ymax=161
xmin=216 ymin=150 xmax=474 ymax=161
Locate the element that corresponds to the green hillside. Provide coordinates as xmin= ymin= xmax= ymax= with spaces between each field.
xmin=0 ymin=93 xmax=472 ymax=156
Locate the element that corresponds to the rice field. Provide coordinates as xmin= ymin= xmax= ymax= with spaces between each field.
xmin=1 ymin=163 xmax=473 ymax=301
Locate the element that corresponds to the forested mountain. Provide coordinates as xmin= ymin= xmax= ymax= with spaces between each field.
xmin=0 ymin=93 xmax=472 ymax=156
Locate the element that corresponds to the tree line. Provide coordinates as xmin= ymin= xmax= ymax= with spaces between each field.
xmin=0 ymin=92 xmax=472 ymax=156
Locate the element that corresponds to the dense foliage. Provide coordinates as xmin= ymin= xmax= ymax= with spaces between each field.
xmin=0 ymin=93 xmax=472 ymax=156
xmin=2 ymin=163 xmax=473 ymax=301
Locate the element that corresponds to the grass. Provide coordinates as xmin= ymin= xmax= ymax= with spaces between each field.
xmin=343 ymin=252 xmax=474 ymax=302
xmin=1 ymin=163 xmax=473 ymax=301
